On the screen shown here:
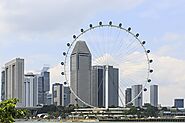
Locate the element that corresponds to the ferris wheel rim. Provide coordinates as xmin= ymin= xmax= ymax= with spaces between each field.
xmin=62 ymin=22 xmax=152 ymax=107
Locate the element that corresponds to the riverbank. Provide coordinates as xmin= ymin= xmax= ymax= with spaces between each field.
xmin=100 ymin=118 xmax=185 ymax=122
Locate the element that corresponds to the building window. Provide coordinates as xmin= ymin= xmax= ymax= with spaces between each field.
xmin=54 ymin=90 xmax=57 ymax=98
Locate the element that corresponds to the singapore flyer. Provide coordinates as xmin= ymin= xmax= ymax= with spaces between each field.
xmin=61 ymin=21 xmax=153 ymax=108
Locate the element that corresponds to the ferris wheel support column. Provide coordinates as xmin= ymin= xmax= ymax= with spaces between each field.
xmin=105 ymin=65 xmax=109 ymax=109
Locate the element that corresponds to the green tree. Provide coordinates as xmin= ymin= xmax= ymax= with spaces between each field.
xmin=0 ymin=98 xmax=27 ymax=123
xmin=143 ymin=103 xmax=159 ymax=117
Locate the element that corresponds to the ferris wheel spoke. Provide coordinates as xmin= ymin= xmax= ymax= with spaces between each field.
xmin=94 ymin=28 xmax=107 ymax=59
xmin=63 ymin=22 xmax=152 ymax=108
xmin=87 ymin=30 xmax=103 ymax=60
xmin=112 ymin=33 xmax=134 ymax=57
xmin=118 ymin=50 xmax=146 ymax=64
xmin=108 ymin=26 xmax=119 ymax=56
xmin=124 ymin=44 xmax=143 ymax=58
xmin=112 ymin=33 xmax=130 ymax=57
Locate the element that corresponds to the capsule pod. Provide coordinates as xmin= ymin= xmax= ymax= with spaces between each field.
xmin=119 ymin=23 xmax=122 ymax=27
xmin=150 ymin=69 xmax=153 ymax=73
xmin=73 ymin=35 xmax=76 ymax=39
xmin=109 ymin=21 xmax=112 ymax=25
xmin=61 ymin=72 xmax=64 ymax=75
xmin=136 ymin=33 xmax=139 ymax=37
xmin=67 ymin=43 xmax=70 ymax=47
xmin=63 ymin=52 xmax=66 ymax=56
xmin=89 ymin=24 xmax=93 ymax=28
xmin=142 ymin=41 xmax=146 ymax=45
xmin=99 ymin=21 xmax=102 ymax=25
xmin=61 ymin=62 xmax=64 ymax=65
xmin=80 ymin=29 xmax=84 ymax=32
xmin=128 ymin=27 xmax=131 ymax=31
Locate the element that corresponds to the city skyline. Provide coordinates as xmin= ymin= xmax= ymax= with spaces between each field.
xmin=1 ymin=57 xmax=183 ymax=108
xmin=0 ymin=0 xmax=185 ymax=106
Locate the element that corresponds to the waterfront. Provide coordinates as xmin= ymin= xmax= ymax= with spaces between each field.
xmin=15 ymin=121 xmax=185 ymax=123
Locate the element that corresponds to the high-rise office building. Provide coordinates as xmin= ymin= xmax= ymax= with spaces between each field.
xmin=24 ymin=73 xmax=38 ymax=107
xmin=46 ymin=93 xmax=52 ymax=105
xmin=38 ymin=67 xmax=50 ymax=105
xmin=107 ymin=66 xmax=119 ymax=107
xmin=4 ymin=58 xmax=24 ymax=106
xmin=52 ymin=83 xmax=64 ymax=106
xmin=38 ymin=75 xmax=44 ymax=104
xmin=132 ymin=85 xmax=142 ymax=107
xmin=91 ymin=65 xmax=119 ymax=107
xmin=64 ymin=86 xmax=70 ymax=106
xmin=174 ymin=99 xmax=184 ymax=108
xmin=150 ymin=85 xmax=158 ymax=107
xmin=70 ymin=41 xmax=91 ymax=106
xmin=91 ymin=66 xmax=104 ymax=107
xmin=125 ymin=88 xmax=132 ymax=105
xmin=1 ymin=69 xmax=5 ymax=101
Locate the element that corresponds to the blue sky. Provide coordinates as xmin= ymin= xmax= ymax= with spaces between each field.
xmin=0 ymin=0 xmax=185 ymax=106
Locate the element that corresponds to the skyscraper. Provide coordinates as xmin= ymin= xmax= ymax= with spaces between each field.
xmin=107 ymin=66 xmax=119 ymax=107
xmin=70 ymin=41 xmax=91 ymax=106
xmin=91 ymin=65 xmax=119 ymax=107
xmin=64 ymin=86 xmax=70 ymax=106
xmin=38 ymin=67 xmax=50 ymax=105
xmin=24 ymin=73 xmax=38 ymax=107
xmin=4 ymin=58 xmax=24 ymax=106
xmin=52 ymin=83 xmax=64 ymax=106
xmin=132 ymin=85 xmax=142 ymax=107
xmin=1 ymin=69 xmax=5 ymax=101
xmin=46 ymin=93 xmax=53 ymax=105
xmin=150 ymin=85 xmax=158 ymax=107
xmin=174 ymin=99 xmax=184 ymax=108
xmin=37 ymin=75 xmax=44 ymax=104
xmin=91 ymin=66 xmax=105 ymax=107
xmin=125 ymin=88 xmax=132 ymax=105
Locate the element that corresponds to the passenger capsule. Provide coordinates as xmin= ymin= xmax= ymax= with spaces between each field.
xmin=80 ymin=29 xmax=84 ymax=32
xmin=142 ymin=41 xmax=146 ymax=45
xmin=73 ymin=35 xmax=76 ymax=39
xmin=99 ymin=21 xmax=102 ymax=25
xmin=109 ymin=21 xmax=112 ymax=25
xmin=128 ymin=27 xmax=131 ymax=31
xmin=63 ymin=52 xmax=66 ymax=56
xmin=89 ymin=24 xmax=93 ymax=28
xmin=61 ymin=62 xmax=64 ymax=65
xmin=67 ymin=43 xmax=70 ymax=47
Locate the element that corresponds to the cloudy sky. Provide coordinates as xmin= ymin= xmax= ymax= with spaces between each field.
xmin=0 ymin=0 xmax=185 ymax=106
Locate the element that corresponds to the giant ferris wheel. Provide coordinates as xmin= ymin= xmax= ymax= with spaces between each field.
xmin=61 ymin=21 xmax=153 ymax=108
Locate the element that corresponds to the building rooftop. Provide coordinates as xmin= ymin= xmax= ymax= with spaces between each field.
xmin=71 ymin=41 xmax=91 ymax=55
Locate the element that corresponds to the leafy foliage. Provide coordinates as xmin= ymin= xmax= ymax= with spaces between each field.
xmin=0 ymin=98 xmax=27 ymax=123
xmin=125 ymin=104 xmax=159 ymax=118
xmin=143 ymin=103 xmax=159 ymax=117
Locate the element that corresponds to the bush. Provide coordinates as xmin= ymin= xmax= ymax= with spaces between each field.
xmin=0 ymin=98 xmax=27 ymax=123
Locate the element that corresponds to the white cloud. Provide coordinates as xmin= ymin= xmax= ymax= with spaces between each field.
xmin=49 ymin=63 xmax=64 ymax=91
xmin=1 ymin=0 xmax=185 ymax=106
xmin=162 ymin=33 xmax=185 ymax=42
xmin=139 ymin=0 xmax=185 ymax=19
xmin=155 ymin=45 xmax=175 ymax=56
xmin=152 ymin=32 xmax=185 ymax=58
xmin=48 ymin=52 xmax=185 ymax=106
xmin=0 ymin=0 xmax=145 ymax=34
xmin=150 ymin=54 xmax=185 ymax=106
